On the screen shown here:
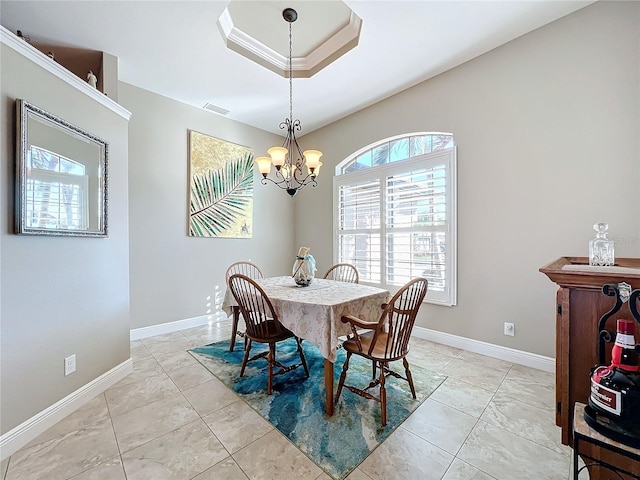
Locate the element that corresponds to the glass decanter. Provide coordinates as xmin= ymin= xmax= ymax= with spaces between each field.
xmin=589 ymin=223 xmax=615 ymax=266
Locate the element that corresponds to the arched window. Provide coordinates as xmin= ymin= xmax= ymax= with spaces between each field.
xmin=337 ymin=132 xmax=454 ymax=174
xmin=334 ymin=132 xmax=457 ymax=305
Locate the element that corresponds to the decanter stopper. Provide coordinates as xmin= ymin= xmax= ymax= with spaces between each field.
xmin=589 ymin=222 xmax=615 ymax=266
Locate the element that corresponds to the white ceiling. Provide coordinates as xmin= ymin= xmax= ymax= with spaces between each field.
xmin=0 ymin=1 xmax=593 ymax=136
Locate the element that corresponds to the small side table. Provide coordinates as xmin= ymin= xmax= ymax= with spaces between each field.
xmin=573 ymin=402 xmax=640 ymax=479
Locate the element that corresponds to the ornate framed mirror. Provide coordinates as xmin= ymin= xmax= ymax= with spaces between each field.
xmin=15 ymin=99 xmax=108 ymax=237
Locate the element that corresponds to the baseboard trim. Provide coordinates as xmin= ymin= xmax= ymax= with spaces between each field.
xmin=0 ymin=358 xmax=133 ymax=461
xmin=130 ymin=313 xmax=227 ymax=341
xmin=412 ymin=326 xmax=555 ymax=373
xmin=129 ymin=316 xmax=554 ymax=372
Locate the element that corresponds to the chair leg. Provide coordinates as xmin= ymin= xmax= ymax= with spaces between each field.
xmin=240 ymin=339 xmax=252 ymax=377
xmin=379 ymin=361 xmax=387 ymax=427
xmin=295 ymin=337 xmax=309 ymax=377
xmin=403 ymin=357 xmax=417 ymax=399
xmin=335 ymin=352 xmax=352 ymax=404
xmin=229 ymin=307 xmax=239 ymax=351
xmin=267 ymin=342 xmax=276 ymax=395
xmin=372 ymin=360 xmax=377 ymax=379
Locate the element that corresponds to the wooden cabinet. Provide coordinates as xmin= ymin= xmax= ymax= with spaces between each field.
xmin=541 ymin=257 xmax=640 ymax=479
xmin=573 ymin=402 xmax=640 ymax=480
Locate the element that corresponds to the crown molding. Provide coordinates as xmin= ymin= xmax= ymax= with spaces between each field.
xmin=217 ymin=8 xmax=362 ymax=79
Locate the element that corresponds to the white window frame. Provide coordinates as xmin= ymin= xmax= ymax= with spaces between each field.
xmin=333 ymin=146 xmax=457 ymax=306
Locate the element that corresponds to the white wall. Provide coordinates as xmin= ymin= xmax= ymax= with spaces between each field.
xmin=0 ymin=44 xmax=131 ymax=434
xmin=296 ymin=1 xmax=640 ymax=358
xmin=119 ymin=84 xmax=296 ymax=330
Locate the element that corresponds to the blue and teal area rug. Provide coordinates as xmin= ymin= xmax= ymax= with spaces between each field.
xmin=190 ymin=339 xmax=445 ymax=479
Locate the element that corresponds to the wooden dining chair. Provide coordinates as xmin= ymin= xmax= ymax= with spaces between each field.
xmin=323 ymin=263 xmax=359 ymax=284
xmin=228 ymin=274 xmax=309 ymax=394
xmin=335 ymin=277 xmax=428 ymax=426
xmin=225 ymin=261 xmax=264 ymax=351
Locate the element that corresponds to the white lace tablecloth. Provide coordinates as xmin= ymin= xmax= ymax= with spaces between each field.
xmin=222 ymin=276 xmax=390 ymax=363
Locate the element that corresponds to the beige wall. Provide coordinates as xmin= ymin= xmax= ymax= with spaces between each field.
xmin=119 ymin=84 xmax=295 ymax=330
xmin=296 ymin=1 xmax=640 ymax=357
xmin=1 ymin=0 xmax=638 ymax=441
xmin=0 ymin=45 xmax=130 ymax=434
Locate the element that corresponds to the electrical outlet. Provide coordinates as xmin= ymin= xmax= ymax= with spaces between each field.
xmin=64 ymin=354 xmax=76 ymax=376
xmin=504 ymin=322 xmax=515 ymax=336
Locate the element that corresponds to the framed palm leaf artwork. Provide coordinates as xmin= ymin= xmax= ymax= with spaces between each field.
xmin=188 ymin=130 xmax=254 ymax=238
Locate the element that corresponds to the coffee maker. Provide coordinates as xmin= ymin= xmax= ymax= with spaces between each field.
xmin=585 ymin=283 xmax=640 ymax=448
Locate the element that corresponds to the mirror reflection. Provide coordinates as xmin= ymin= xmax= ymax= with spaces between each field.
xmin=16 ymin=100 xmax=108 ymax=236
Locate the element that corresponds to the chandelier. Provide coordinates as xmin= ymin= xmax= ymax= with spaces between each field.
xmin=255 ymin=8 xmax=323 ymax=197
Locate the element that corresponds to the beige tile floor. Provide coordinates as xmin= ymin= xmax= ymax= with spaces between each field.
xmin=2 ymin=319 xmax=576 ymax=480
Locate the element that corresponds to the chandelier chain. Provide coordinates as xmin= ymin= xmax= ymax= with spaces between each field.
xmin=256 ymin=8 xmax=321 ymax=197
xmin=288 ymin=20 xmax=293 ymax=123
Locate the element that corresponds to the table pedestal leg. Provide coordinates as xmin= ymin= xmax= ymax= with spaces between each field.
xmin=324 ymin=358 xmax=334 ymax=416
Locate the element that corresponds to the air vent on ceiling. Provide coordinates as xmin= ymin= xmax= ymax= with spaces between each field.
xmin=203 ymin=103 xmax=230 ymax=115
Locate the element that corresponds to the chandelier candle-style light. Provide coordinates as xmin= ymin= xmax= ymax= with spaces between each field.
xmin=255 ymin=8 xmax=323 ymax=197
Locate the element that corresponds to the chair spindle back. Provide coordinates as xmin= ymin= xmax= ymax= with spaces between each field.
xmin=228 ymin=274 xmax=286 ymax=339
xmin=323 ymin=263 xmax=359 ymax=284
xmin=372 ymin=277 xmax=428 ymax=358
xmin=226 ymin=261 xmax=263 ymax=284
